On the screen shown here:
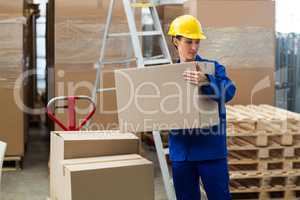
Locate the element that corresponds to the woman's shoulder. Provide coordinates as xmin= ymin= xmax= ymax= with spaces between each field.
xmin=195 ymin=55 xmax=224 ymax=68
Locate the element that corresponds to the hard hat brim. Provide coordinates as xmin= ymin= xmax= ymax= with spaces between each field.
xmin=167 ymin=32 xmax=207 ymax=40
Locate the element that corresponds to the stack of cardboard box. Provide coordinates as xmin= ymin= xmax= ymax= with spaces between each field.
xmin=53 ymin=0 xmax=144 ymax=131
xmin=157 ymin=0 xmax=275 ymax=105
xmin=0 ymin=0 xmax=34 ymax=157
xmin=157 ymin=4 xmax=185 ymax=60
xmin=50 ymin=131 xmax=154 ymax=200
xmin=0 ymin=1 xmax=24 ymax=14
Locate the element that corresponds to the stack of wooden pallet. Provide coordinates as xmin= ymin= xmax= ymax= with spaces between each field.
xmin=227 ymin=105 xmax=300 ymax=200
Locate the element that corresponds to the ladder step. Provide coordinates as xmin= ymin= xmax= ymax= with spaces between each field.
xmin=102 ymin=58 xmax=136 ymax=65
xmin=146 ymin=54 xmax=164 ymax=59
xmin=108 ymin=33 xmax=132 ymax=37
xmin=108 ymin=31 xmax=162 ymax=37
xmin=96 ymin=87 xmax=115 ymax=93
xmin=130 ymin=3 xmax=155 ymax=8
xmin=144 ymin=58 xmax=171 ymax=66
xmin=139 ymin=31 xmax=162 ymax=36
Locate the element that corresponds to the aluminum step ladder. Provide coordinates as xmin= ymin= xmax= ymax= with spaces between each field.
xmin=91 ymin=1 xmax=207 ymax=200
xmin=92 ymin=0 xmax=172 ymax=103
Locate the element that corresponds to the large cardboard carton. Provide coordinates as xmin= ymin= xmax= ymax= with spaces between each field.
xmin=0 ymin=4 xmax=33 ymax=153
xmin=228 ymin=67 xmax=275 ymax=105
xmin=0 ymin=17 xmax=24 ymax=65
xmin=55 ymin=0 xmax=143 ymax=64
xmin=0 ymin=16 xmax=27 ymax=157
xmin=115 ymin=62 xmax=219 ymax=132
xmin=161 ymin=5 xmax=275 ymax=67
xmin=50 ymin=131 xmax=140 ymax=200
xmin=55 ymin=0 xmax=106 ymax=19
xmin=0 ymin=1 xmax=23 ymax=15
xmin=55 ymin=20 xmax=135 ymax=64
xmin=156 ymin=4 xmax=185 ymax=61
xmin=185 ymin=0 xmax=275 ymax=68
xmin=55 ymin=0 xmax=141 ymax=23
xmin=184 ymin=0 xmax=275 ymax=28
xmin=0 ymin=87 xmax=24 ymax=156
xmin=161 ymin=1 xmax=276 ymax=67
xmin=157 ymin=4 xmax=185 ymax=25
xmin=54 ymin=64 xmax=119 ymax=130
xmin=196 ymin=27 xmax=275 ymax=69
xmin=55 ymin=63 xmax=118 ymax=89
xmin=62 ymin=154 xmax=154 ymax=200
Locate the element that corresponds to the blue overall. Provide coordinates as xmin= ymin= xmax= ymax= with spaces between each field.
xmin=169 ymin=55 xmax=236 ymax=200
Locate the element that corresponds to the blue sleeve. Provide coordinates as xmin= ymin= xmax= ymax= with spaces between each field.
xmin=200 ymin=61 xmax=236 ymax=103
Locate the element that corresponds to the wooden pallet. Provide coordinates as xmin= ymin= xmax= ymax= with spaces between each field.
xmin=2 ymin=156 xmax=22 ymax=172
xmin=230 ymin=169 xmax=300 ymax=179
xmin=228 ymin=144 xmax=299 ymax=160
xmin=229 ymin=158 xmax=300 ymax=173
xmin=231 ymin=174 xmax=300 ymax=200
xmin=227 ymin=105 xmax=284 ymax=134
xmin=225 ymin=105 xmax=300 ymax=199
xmin=227 ymin=134 xmax=297 ymax=147
xmin=229 ymin=170 xmax=300 ymax=194
xmin=227 ymin=105 xmax=300 ymax=136
xmin=231 ymin=188 xmax=300 ymax=200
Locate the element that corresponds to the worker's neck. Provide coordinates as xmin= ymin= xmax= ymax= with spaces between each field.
xmin=179 ymin=56 xmax=195 ymax=63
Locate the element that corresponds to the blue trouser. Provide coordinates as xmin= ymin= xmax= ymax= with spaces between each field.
xmin=172 ymin=158 xmax=231 ymax=200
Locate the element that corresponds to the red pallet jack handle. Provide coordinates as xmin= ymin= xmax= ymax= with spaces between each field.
xmin=46 ymin=96 xmax=96 ymax=131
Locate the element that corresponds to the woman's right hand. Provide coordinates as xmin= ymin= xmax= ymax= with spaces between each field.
xmin=182 ymin=69 xmax=209 ymax=86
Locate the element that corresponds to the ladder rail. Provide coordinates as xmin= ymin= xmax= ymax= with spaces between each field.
xmin=92 ymin=0 xmax=115 ymax=103
xmin=150 ymin=5 xmax=172 ymax=63
xmin=153 ymin=131 xmax=177 ymax=200
xmin=122 ymin=0 xmax=145 ymax=68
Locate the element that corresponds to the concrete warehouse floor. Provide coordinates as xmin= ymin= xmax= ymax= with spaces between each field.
xmin=1 ymin=126 xmax=168 ymax=200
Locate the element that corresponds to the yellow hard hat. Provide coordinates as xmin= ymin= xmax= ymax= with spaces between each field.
xmin=168 ymin=15 xmax=206 ymax=40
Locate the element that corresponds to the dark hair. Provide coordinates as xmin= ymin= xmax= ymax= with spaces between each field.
xmin=172 ymin=35 xmax=182 ymax=49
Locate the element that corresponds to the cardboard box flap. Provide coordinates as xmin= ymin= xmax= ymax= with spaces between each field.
xmin=62 ymin=154 xmax=143 ymax=175
xmin=65 ymin=157 xmax=152 ymax=172
xmin=54 ymin=131 xmax=138 ymax=141
xmin=0 ymin=16 xmax=26 ymax=24
xmin=117 ymin=61 xmax=215 ymax=74
xmin=51 ymin=131 xmax=140 ymax=159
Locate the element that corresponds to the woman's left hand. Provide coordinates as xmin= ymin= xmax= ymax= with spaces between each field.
xmin=183 ymin=70 xmax=209 ymax=86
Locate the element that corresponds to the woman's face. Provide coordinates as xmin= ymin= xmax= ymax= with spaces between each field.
xmin=174 ymin=37 xmax=200 ymax=61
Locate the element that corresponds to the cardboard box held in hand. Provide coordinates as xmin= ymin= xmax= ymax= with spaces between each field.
xmin=114 ymin=62 xmax=220 ymax=132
